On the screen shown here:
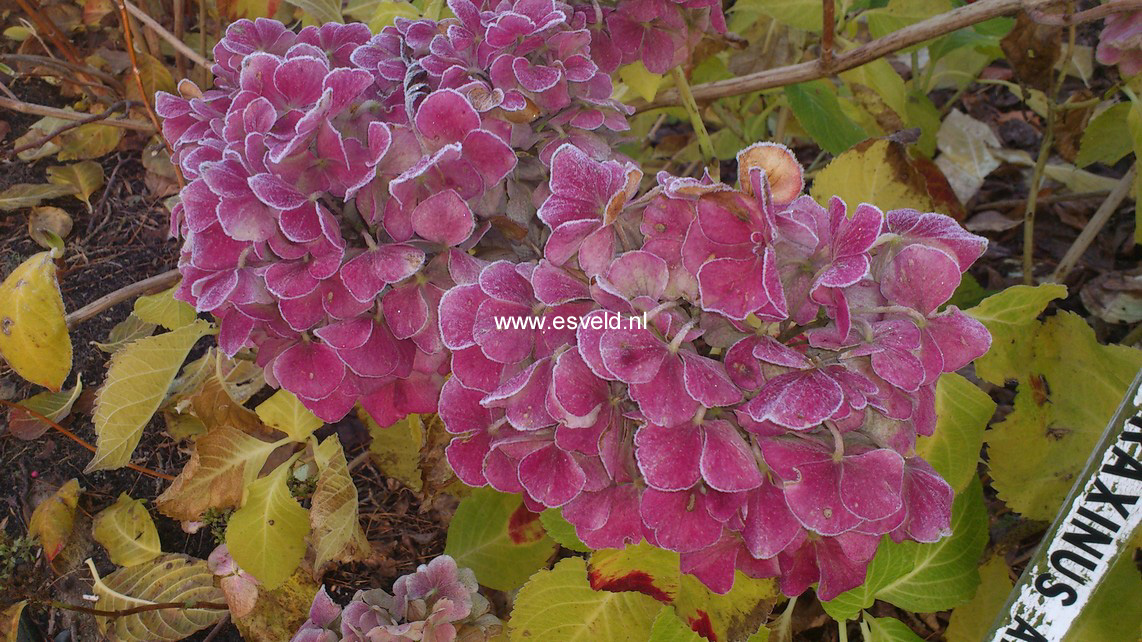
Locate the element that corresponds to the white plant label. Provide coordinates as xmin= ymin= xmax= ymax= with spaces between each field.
xmin=987 ymin=371 xmax=1142 ymax=642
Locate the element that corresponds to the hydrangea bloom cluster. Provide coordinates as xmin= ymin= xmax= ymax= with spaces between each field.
xmin=157 ymin=0 xmax=723 ymax=424
xmin=292 ymin=556 xmax=502 ymax=641
xmin=1097 ymin=10 xmax=1142 ymax=77
xmin=437 ymin=143 xmax=991 ymax=600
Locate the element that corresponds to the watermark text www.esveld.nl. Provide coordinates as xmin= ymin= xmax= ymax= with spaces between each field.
xmin=493 ymin=310 xmax=647 ymax=331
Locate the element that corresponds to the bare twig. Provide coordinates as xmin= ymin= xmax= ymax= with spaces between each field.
xmin=0 ymin=400 xmax=176 ymax=481
xmin=0 ymin=96 xmax=153 ymax=131
xmin=48 ymin=598 xmax=228 ymax=619
xmin=202 ymin=614 xmax=232 ymax=642
xmin=173 ymin=0 xmax=187 ymax=78
xmin=821 ymin=0 xmax=835 ymax=71
xmin=123 ymin=0 xmax=211 ymax=70
xmin=642 ymin=0 xmax=1059 ymax=109
xmin=0 ymin=54 xmax=125 ymax=91
xmin=5 ymin=101 xmax=141 ymax=159
xmin=12 ymin=0 xmax=84 ymax=65
xmin=66 ymin=269 xmax=182 ymax=328
xmin=1051 ymin=163 xmax=1137 ymax=283
xmin=1029 ymin=0 xmax=1142 ymax=25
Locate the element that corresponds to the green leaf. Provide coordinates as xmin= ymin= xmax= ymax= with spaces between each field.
xmin=785 ymin=80 xmax=867 ymax=155
xmin=540 ymin=508 xmax=592 ymax=553
xmin=444 ymin=487 xmax=557 ymax=591
xmin=310 ymin=435 xmax=369 ymax=574
xmin=863 ymin=615 xmax=925 ymax=642
xmin=620 ymin=61 xmax=666 ymax=102
xmin=344 ymin=0 xmax=419 ymax=30
xmin=86 ymin=554 xmax=225 ymax=641
xmin=226 ymin=462 xmax=310 ymax=590
xmin=284 ymin=0 xmax=343 ymax=23
xmin=986 ymin=311 xmax=1142 ymax=519
xmin=746 ymin=0 xmax=821 ymax=32
xmin=255 ymin=389 xmax=323 ymax=442
xmin=823 ymin=478 xmax=988 ymax=620
xmin=0 ymin=251 xmax=73 ymax=391
xmin=94 ymin=314 xmax=157 ymax=353
xmin=509 ymin=557 xmax=664 ymax=641
xmin=944 ymin=273 xmax=993 ymax=311
xmin=92 ymin=493 xmax=161 ymax=567
xmin=1128 ymin=99 xmax=1142 ymax=244
xmin=918 ymin=373 xmax=995 ymax=493
xmin=649 ymin=609 xmax=703 ymax=642
xmin=7 ymin=376 xmax=82 ymax=440
xmin=966 ymin=284 xmax=1067 ymax=385
xmin=865 ymin=0 xmax=954 ymax=42
xmin=1063 ymin=547 xmax=1142 ymax=641
xmin=134 ymin=286 xmax=197 ymax=331
xmin=87 ymin=320 xmax=213 ymax=472
xmin=0 ymin=183 xmax=76 ymax=211
xmin=364 ymin=410 xmax=425 ymax=492
xmin=945 ymin=556 xmax=1012 ymax=642
xmin=1076 ymin=104 xmax=1133 ymax=168
xmin=156 ymin=426 xmax=284 ymax=521
xmin=45 ymin=161 xmax=104 ymax=211
xmin=839 ymin=59 xmax=908 ymax=124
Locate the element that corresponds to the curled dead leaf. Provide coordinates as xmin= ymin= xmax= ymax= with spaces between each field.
xmin=28 ymin=206 xmax=73 ymax=249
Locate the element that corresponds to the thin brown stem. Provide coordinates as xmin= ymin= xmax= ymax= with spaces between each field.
xmin=641 ymin=0 xmax=1058 ymax=109
xmin=5 ymin=101 xmax=141 ymax=159
xmin=173 ymin=0 xmax=187 ymax=78
xmin=821 ymin=0 xmax=835 ymax=71
xmin=124 ymin=0 xmax=210 ymax=70
xmin=1029 ymin=0 xmax=1142 ymax=25
xmin=1051 ymin=163 xmax=1137 ymax=283
xmin=0 ymin=96 xmax=153 ymax=131
xmin=48 ymin=598 xmax=228 ymax=619
xmin=0 ymin=400 xmax=176 ymax=481
xmin=12 ymin=0 xmax=84 ymax=65
xmin=0 ymin=55 xmax=124 ymax=91
xmin=65 ymin=268 xmax=182 ymax=328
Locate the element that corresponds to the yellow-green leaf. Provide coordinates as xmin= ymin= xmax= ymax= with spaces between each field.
xmin=674 ymin=572 xmax=778 ymax=642
xmin=809 ymin=138 xmax=937 ymax=214
xmin=945 ymin=556 xmax=1012 ymax=642
xmin=540 ymin=508 xmax=591 ymax=553
xmin=8 ymin=376 xmax=82 ymax=440
xmin=126 ymin=52 xmax=176 ymax=104
xmin=156 ymin=426 xmax=285 ymax=521
xmin=918 ymin=373 xmax=995 ymax=493
xmin=310 ymin=435 xmax=369 ymax=574
xmin=865 ymin=0 xmax=955 ymax=42
xmin=589 ymin=541 xmax=681 ymax=602
xmin=620 ymin=61 xmax=666 ymax=102
xmin=87 ymin=320 xmax=213 ymax=472
xmin=1064 ymin=548 xmax=1142 ymax=641
xmin=445 ymin=487 xmax=557 ymax=591
xmin=92 ymin=493 xmax=162 ymax=567
xmin=986 ymin=312 xmax=1142 ymax=519
xmin=365 ymin=410 xmax=425 ymax=492
xmin=226 ymin=463 xmax=310 ymax=589
xmin=649 ymin=608 xmax=703 ymax=642
xmin=233 ymin=569 xmax=320 ymax=642
xmin=87 ymin=554 xmax=225 ymax=641
xmin=134 ymin=285 xmax=197 ymax=330
xmin=284 ymin=0 xmax=343 ymax=23
xmin=509 ymin=557 xmax=664 ymax=641
xmin=1076 ymin=103 xmax=1133 ymax=168
xmin=255 ymin=389 xmax=323 ymax=442
xmin=344 ymin=0 xmax=419 ymax=30
xmin=0 ymin=183 xmax=76 ymax=211
xmin=0 ymin=251 xmax=72 ymax=391
xmin=46 ymin=161 xmax=104 ymax=211
xmin=29 ymin=479 xmax=81 ymax=562
xmin=967 ymin=283 xmax=1067 ymax=385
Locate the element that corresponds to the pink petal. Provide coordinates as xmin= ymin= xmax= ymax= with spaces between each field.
xmin=411 ymin=189 xmax=475 ymax=246
xmin=273 ymin=341 xmax=345 ymax=400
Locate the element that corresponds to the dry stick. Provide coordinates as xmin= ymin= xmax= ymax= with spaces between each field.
xmin=0 ymin=400 xmax=176 ymax=481
xmin=66 ymin=268 xmax=181 ymax=328
xmin=1030 ymin=0 xmax=1142 ymax=25
xmin=0 ymin=96 xmax=154 ymax=131
xmin=5 ymin=101 xmax=141 ymax=159
xmin=116 ymin=0 xmax=186 ymax=190
xmin=0 ymin=55 xmax=124 ymax=92
xmin=173 ymin=0 xmax=187 ymax=79
xmin=1051 ymin=163 xmax=1137 ymax=283
xmin=49 ymin=599 xmax=229 ymax=619
xmin=641 ymin=0 xmax=1062 ymax=109
xmin=821 ymin=0 xmax=835 ymax=71
xmin=123 ymin=0 xmax=210 ymax=70
xmin=12 ymin=0 xmax=84 ymax=66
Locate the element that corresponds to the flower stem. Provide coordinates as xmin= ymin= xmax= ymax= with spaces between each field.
xmin=671 ymin=67 xmax=718 ymax=181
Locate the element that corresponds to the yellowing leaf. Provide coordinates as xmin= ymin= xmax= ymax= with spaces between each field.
xmin=8 ymin=376 xmax=82 ymax=440
xmin=0 ymin=183 xmax=76 ymax=211
xmin=809 ymin=138 xmax=937 ymax=214
xmin=28 ymin=207 xmax=74 ymax=252
xmin=134 ymin=285 xmax=197 ymax=330
xmin=344 ymin=0 xmax=419 ymax=30
xmin=865 ymin=0 xmax=955 ymax=42
xmin=509 ymin=557 xmax=664 ymax=641
xmin=46 ymin=161 xmax=104 ymax=211
xmin=365 ymin=410 xmax=425 ymax=492
xmin=284 ymin=0 xmax=343 ymax=23
xmin=227 ymin=463 xmax=310 ymax=589
xmin=1064 ymin=548 xmax=1142 ymax=641
xmin=310 ymin=435 xmax=369 ymax=574
xmin=233 ymin=569 xmax=319 ymax=642
xmin=1 ymin=600 xmax=27 ymax=642
xmin=57 ymin=120 xmax=125 ymax=161
xmin=674 ymin=573 xmax=778 ymax=642
xmin=839 ymin=59 xmax=908 ymax=125
xmin=92 ymin=493 xmax=162 ymax=567
xmin=29 ymin=479 xmax=81 ymax=562
xmin=747 ymin=0 xmax=821 ymax=32
xmin=156 ymin=426 xmax=284 ymax=521
xmin=125 ymin=52 xmax=176 ymax=105
xmin=1076 ymin=103 xmax=1133 ymax=168
xmin=987 ymin=312 xmax=1142 ymax=519
xmin=620 ymin=61 xmax=665 ymax=102
xmin=918 ymin=373 xmax=995 ymax=493
xmin=87 ymin=320 xmax=213 ymax=472
xmin=649 ymin=609 xmax=703 ymax=642
xmin=87 ymin=554 xmax=225 ymax=641
xmin=255 ymin=389 xmax=323 ymax=442
xmin=445 ymin=487 xmax=557 ymax=591
xmin=163 ymin=350 xmax=268 ymax=438
xmin=967 ymin=283 xmax=1067 ymax=385
xmin=0 ymin=251 xmax=72 ymax=391
xmin=945 ymin=556 xmax=1012 ymax=642
xmin=589 ymin=541 xmax=681 ymax=602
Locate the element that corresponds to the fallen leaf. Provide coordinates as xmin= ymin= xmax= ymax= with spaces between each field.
xmin=28 ymin=206 xmax=73 ymax=249
xmin=0 ymin=183 xmax=75 ymax=212
xmin=7 ymin=377 xmax=83 ymax=440
xmin=46 ymin=161 xmax=105 ymax=211
xmin=29 ymin=479 xmax=81 ymax=562
xmin=1080 ymin=269 xmax=1142 ymax=324
xmin=92 ymin=493 xmax=162 ymax=567
xmin=0 ymin=251 xmax=73 ymax=391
